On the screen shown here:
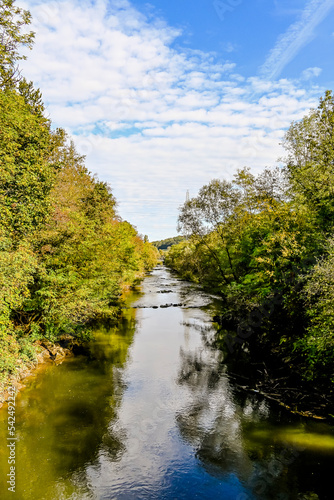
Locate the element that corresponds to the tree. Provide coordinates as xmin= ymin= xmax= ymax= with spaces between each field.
xmin=0 ymin=1 xmax=159 ymax=387
xmin=18 ymin=78 xmax=45 ymax=116
xmin=83 ymin=179 xmax=117 ymax=226
xmin=0 ymin=0 xmax=34 ymax=89
xmin=0 ymin=90 xmax=55 ymax=240
xmin=178 ymin=179 xmax=240 ymax=237
xmin=283 ymin=90 xmax=334 ymax=230
xmin=178 ymin=179 xmax=241 ymax=283
xmin=176 ymin=168 xmax=290 ymax=287
xmin=294 ymin=237 xmax=334 ymax=381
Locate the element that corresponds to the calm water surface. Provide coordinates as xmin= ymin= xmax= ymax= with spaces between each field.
xmin=0 ymin=266 xmax=334 ymax=499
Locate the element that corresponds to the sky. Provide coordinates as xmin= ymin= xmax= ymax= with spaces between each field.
xmin=18 ymin=0 xmax=334 ymax=241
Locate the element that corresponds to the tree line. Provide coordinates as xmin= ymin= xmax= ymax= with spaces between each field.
xmin=0 ymin=0 xmax=158 ymax=388
xmin=152 ymin=236 xmax=184 ymax=251
xmin=165 ymin=91 xmax=334 ymax=387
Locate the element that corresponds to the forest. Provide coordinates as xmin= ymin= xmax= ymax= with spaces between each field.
xmin=0 ymin=0 xmax=158 ymax=392
xmin=165 ymin=91 xmax=334 ymax=394
xmin=152 ymin=236 xmax=184 ymax=250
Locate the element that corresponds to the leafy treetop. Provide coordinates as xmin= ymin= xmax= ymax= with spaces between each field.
xmin=0 ymin=0 xmax=34 ymax=89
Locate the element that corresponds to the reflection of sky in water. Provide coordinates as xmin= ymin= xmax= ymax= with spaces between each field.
xmin=84 ymin=267 xmax=255 ymax=499
xmin=1 ymin=266 xmax=333 ymax=499
xmin=83 ymin=267 xmax=334 ymax=500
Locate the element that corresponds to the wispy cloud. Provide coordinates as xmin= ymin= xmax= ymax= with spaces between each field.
xmin=302 ymin=66 xmax=323 ymax=80
xmin=260 ymin=0 xmax=334 ymax=80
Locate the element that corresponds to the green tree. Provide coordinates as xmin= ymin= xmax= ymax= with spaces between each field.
xmin=283 ymin=90 xmax=334 ymax=230
xmin=296 ymin=238 xmax=334 ymax=381
xmin=0 ymin=0 xmax=34 ymax=89
xmin=22 ymin=136 xmax=158 ymax=338
xmin=18 ymin=78 xmax=45 ymax=116
xmin=0 ymin=0 xmax=159 ymax=389
xmin=177 ymin=178 xmax=241 ymax=283
xmin=175 ymin=168 xmax=291 ymax=290
xmin=0 ymin=90 xmax=56 ymax=239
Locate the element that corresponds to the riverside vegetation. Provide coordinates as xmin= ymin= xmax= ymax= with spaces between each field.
xmin=1 ymin=0 xmax=333 ymax=417
xmin=165 ymin=92 xmax=334 ymax=416
xmin=0 ymin=0 xmax=159 ymax=394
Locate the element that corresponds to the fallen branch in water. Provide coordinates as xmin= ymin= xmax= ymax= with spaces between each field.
xmin=228 ymin=372 xmax=332 ymax=421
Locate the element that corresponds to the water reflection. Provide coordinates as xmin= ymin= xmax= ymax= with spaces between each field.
xmin=0 ymin=310 xmax=136 ymax=500
xmin=79 ymin=267 xmax=254 ymax=500
xmin=175 ymin=314 xmax=334 ymax=500
xmin=176 ymin=343 xmax=253 ymax=482
xmin=0 ymin=267 xmax=333 ymax=500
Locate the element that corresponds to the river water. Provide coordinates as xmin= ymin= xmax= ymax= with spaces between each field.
xmin=1 ymin=265 xmax=334 ymax=499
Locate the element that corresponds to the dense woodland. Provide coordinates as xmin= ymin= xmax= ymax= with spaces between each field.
xmin=0 ymin=1 xmax=158 ymax=390
xmin=166 ymin=92 xmax=334 ymax=390
xmin=152 ymin=236 xmax=184 ymax=250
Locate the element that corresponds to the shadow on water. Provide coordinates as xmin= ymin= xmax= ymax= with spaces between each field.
xmin=0 ymin=266 xmax=334 ymax=500
xmin=175 ymin=320 xmax=334 ymax=500
xmin=0 ymin=309 xmax=137 ymax=500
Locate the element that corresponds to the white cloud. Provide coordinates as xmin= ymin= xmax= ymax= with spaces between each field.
xmin=18 ymin=0 xmax=324 ymax=240
xmin=302 ymin=66 xmax=323 ymax=80
xmin=260 ymin=0 xmax=334 ymax=80
xmin=221 ymin=42 xmax=237 ymax=53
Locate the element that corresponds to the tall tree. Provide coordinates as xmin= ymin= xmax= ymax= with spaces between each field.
xmin=0 ymin=0 xmax=34 ymax=89
xmin=0 ymin=90 xmax=55 ymax=240
xmin=283 ymin=90 xmax=334 ymax=230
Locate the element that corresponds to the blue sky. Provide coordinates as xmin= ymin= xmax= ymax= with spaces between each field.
xmin=19 ymin=0 xmax=334 ymax=240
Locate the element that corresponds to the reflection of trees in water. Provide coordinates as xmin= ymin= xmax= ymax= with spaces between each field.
xmin=178 ymin=283 xmax=214 ymax=309
xmin=176 ymin=346 xmax=253 ymax=481
xmin=68 ymin=311 xmax=138 ymax=491
xmin=176 ymin=339 xmax=323 ymax=500
xmin=13 ymin=309 xmax=137 ymax=500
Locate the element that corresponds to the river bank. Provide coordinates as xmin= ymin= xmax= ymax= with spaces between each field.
xmin=209 ymin=313 xmax=334 ymax=422
xmin=162 ymin=265 xmax=334 ymax=421
xmin=0 ymin=270 xmax=153 ymax=408
xmin=226 ymin=363 xmax=334 ymax=422
xmin=160 ymin=266 xmax=334 ymax=421
xmin=0 ymin=339 xmax=73 ymax=408
xmin=0 ymin=265 xmax=333 ymax=500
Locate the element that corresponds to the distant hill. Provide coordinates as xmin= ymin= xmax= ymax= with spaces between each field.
xmin=152 ymin=236 xmax=185 ymax=250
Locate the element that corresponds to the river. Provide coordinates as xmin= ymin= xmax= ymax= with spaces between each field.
xmin=0 ymin=265 xmax=334 ymax=499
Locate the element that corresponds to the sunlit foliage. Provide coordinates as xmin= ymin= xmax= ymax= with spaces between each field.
xmin=166 ymin=93 xmax=334 ymax=383
xmin=0 ymin=0 xmax=158 ymax=388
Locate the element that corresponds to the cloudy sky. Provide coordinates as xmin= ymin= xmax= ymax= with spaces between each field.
xmin=19 ymin=0 xmax=334 ymax=241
